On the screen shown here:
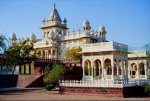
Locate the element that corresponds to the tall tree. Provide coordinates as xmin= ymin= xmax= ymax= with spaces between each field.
xmin=65 ymin=46 xmax=82 ymax=60
xmin=0 ymin=34 xmax=7 ymax=53
xmin=4 ymin=39 xmax=36 ymax=74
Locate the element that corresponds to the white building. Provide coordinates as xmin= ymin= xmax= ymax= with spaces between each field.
xmin=9 ymin=4 xmax=150 ymax=82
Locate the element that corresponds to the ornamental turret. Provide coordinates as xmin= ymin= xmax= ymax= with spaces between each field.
xmin=30 ymin=33 xmax=36 ymax=42
xmin=10 ymin=33 xmax=17 ymax=46
xmin=98 ymin=25 xmax=107 ymax=42
xmin=82 ymin=19 xmax=91 ymax=30
xmin=48 ymin=3 xmax=62 ymax=25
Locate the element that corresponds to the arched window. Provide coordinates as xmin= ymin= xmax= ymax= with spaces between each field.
xmin=130 ymin=63 xmax=137 ymax=78
xmin=104 ymin=59 xmax=111 ymax=75
xmin=139 ymin=63 xmax=145 ymax=75
xmin=119 ymin=60 xmax=122 ymax=75
xmin=84 ymin=60 xmax=91 ymax=76
xmin=114 ymin=59 xmax=117 ymax=75
xmin=94 ymin=59 xmax=102 ymax=76
xmin=124 ymin=60 xmax=127 ymax=75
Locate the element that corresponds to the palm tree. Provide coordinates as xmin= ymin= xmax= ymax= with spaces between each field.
xmin=0 ymin=34 xmax=7 ymax=53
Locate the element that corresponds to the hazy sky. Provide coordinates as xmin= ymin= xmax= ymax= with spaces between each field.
xmin=0 ymin=0 xmax=150 ymax=48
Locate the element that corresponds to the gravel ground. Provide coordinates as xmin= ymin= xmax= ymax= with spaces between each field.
xmin=0 ymin=88 xmax=150 ymax=101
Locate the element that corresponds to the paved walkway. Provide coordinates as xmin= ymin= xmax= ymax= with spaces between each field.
xmin=0 ymin=87 xmax=150 ymax=100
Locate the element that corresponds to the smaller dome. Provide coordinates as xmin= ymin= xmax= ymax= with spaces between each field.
xmin=83 ymin=19 xmax=90 ymax=26
xmin=11 ymin=33 xmax=17 ymax=41
xmin=30 ymin=33 xmax=36 ymax=42
xmin=63 ymin=18 xmax=67 ymax=24
xmin=42 ymin=18 xmax=46 ymax=22
xmin=99 ymin=25 xmax=105 ymax=32
xmin=83 ymin=19 xmax=91 ymax=30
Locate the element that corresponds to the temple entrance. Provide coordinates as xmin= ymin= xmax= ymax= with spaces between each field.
xmin=130 ymin=63 xmax=137 ymax=78
xmin=94 ymin=59 xmax=102 ymax=79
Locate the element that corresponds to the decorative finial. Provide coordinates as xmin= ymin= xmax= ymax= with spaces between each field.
xmin=54 ymin=2 xmax=56 ymax=9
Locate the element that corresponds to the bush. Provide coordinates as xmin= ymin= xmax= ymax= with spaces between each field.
xmin=43 ymin=64 xmax=64 ymax=90
xmin=145 ymin=85 xmax=150 ymax=95
xmin=45 ymin=83 xmax=55 ymax=90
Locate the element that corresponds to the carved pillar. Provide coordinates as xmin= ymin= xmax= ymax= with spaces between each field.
xmin=145 ymin=65 xmax=147 ymax=79
xmin=82 ymin=58 xmax=85 ymax=80
xmin=24 ymin=64 xmax=26 ymax=74
xmin=136 ymin=63 xmax=139 ymax=79
xmin=19 ymin=65 xmax=22 ymax=74
xmin=122 ymin=60 xmax=124 ymax=80
xmin=29 ymin=63 xmax=31 ymax=74
xmin=126 ymin=60 xmax=128 ymax=79
xmin=101 ymin=59 xmax=105 ymax=80
xmin=111 ymin=60 xmax=114 ymax=80
xmin=117 ymin=59 xmax=119 ymax=76
xmin=91 ymin=60 xmax=94 ymax=80
xmin=51 ymin=49 xmax=53 ymax=59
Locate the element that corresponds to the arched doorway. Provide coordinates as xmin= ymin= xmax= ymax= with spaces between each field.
xmin=124 ymin=60 xmax=127 ymax=76
xmin=139 ymin=63 xmax=145 ymax=76
xmin=84 ymin=60 xmax=91 ymax=76
xmin=114 ymin=59 xmax=117 ymax=76
xmin=119 ymin=60 xmax=122 ymax=75
xmin=104 ymin=59 xmax=112 ymax=75
xmin=130 ymin=63 xmax=137 ymax=78
xmin=94 ymin=59 xmax=102 ymax=79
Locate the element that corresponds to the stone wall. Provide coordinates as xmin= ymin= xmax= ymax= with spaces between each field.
xmin=0 ymin=74 xmax=43 ymax=88
xmin=59 ymin=86 xmax=147 ymax=97
xmin=0 ymin=75 xmax=18 ymax=88
xmin=17 ymin=74 xmax=43 ymax=88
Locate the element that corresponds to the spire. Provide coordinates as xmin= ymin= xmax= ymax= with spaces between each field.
xmin=54 ymin=2 xmax=56 ymax=9
xmin=48 ymin=3 xmax=61 ymax=22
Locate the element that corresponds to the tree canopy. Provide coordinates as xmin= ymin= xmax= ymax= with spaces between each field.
xmin=0 ymin=34 xmax=7 ymax=53
xmin=4 ymin=39 xmax=36 ymax=74
xmin=65 ymin=46 xmax=82 ymax=60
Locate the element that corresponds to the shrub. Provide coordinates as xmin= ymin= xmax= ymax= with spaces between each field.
xmin=45 ymin=83 xmax=55 ymax=90
xmin=43 ymin=64 xmax=64 ymax=90
xmin=145 ymin=85 xmax=150 ymax=95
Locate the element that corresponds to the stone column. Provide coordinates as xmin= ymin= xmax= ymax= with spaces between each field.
xmin=126 ymin=60 xmax=129 ymax=80
xmin=128 ymin=63 xmax=131 ymax=80
xmin=136 ymin=63 xmax=139 ymax=79
xmin=82 ymin=58 xmax=85 ymax=80
xmin=122 ymin=60 xmax=124 ymax=80
xmin=51 ymin=49 xmax=53 ymax=59
xmin=88 ymin=61 xmax=90 ymax=76
xmin=24 ymin=64 xmax=26 ymax=74
xmin=144 ymin=65 xmax=147 ymax=79
xmin=111 ymin=60 xmax=114 ymax=80
xmin=41 ymin=50 xmax=43 ymax=58
xmin=99 ymin=63 xmax=101 ymax=78
xmin=19 ymin=65 xmax=22 ymax=74
xmin=91 ymin=61 xmax=94 ymax=80
xmin=116 ymin=59 xmax=119 ymax=76
xmin=55 ymin=49 xmax=58 ymax=59
xmin=101 ymin=60 xmax=105 ymax=80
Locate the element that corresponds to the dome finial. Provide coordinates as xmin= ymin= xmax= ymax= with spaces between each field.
xmin=54 ymin=2 xmax=56 ymax=9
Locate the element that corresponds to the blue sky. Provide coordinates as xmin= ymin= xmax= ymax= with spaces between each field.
xmin=0 ymin=0 xmax=150 ymax=48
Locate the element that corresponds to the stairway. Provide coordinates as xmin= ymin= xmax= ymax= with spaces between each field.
xmin=17 ymin=74 xmax=43 ymax=88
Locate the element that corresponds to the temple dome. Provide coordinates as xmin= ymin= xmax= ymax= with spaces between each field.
xmin=11 ymin=33 xmax=17 ymax=41
xmin=83 ymin=19 xmax=91 ymax=30
xmin=48 ymin=3 xmax=61 ymax=21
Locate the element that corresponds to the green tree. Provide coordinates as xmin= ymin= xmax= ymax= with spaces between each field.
xmin=65 ymin=46 xmax=82 ymax=60
xmin=43 ymin=64 xmax=64 ymax=90
xmin=0 ymin=34 xmax=7 ymax=53
xmin=145 ymin=85 xmax=150 ymax=96
xmin=4 ymin=39 xmax=36 ymax=74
